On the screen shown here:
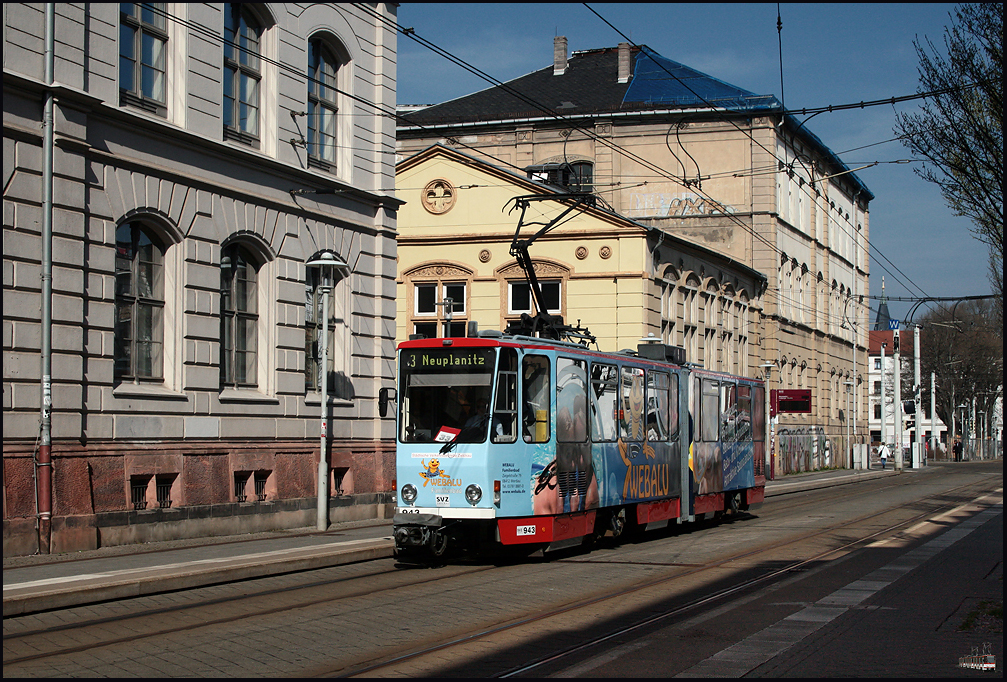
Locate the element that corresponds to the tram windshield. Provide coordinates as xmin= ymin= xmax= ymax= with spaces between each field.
xmin=399 ymin=347 xmax=497 ymax=443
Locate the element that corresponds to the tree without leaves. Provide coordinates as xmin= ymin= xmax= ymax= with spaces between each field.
xmin=914 ymin=300 xmax=1002 ymax=442
xmin=895 ymin=3 xmax=1003 ymax=331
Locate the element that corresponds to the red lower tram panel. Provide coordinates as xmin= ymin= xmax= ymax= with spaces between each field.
xmin=498 ymin=511 xmax=597 ymax=545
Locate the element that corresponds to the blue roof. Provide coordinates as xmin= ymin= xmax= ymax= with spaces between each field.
xmin=623 ymin=47 xmax=782 ymax=112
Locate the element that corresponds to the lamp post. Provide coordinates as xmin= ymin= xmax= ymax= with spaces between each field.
xmin=841 ymin=296 xmax=861 ymax=471
xmin=844 ymin=379 xmax=854 ymax=469
xmin=306 ymin=251 xmax=350 ymax=531
xmin=759 ymin=362 xmax=774 ymax=480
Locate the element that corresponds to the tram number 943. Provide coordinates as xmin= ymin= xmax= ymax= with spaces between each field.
xmin=515 ymin=525 xmax=537 ymax=536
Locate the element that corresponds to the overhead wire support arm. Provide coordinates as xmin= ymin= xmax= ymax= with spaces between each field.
xmin=504 ymin=193 xmax=598 ymax=345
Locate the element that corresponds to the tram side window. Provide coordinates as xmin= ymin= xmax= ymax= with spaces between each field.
xmin=648 ymin=371 xmax=670 ymax=441
xmin=669 ymin=373 xmax=680 ymax=440
xmin=721 ymin=382 xmax=738 ymax=443
xmin=590 ymin=362 xmax=618 ymax=442
xmin=621 ymin=366 xmax=646 ymax=441
xmin=523 ymin=355 xmax=550 ymax=443
xmin=736 ymin=385 xmax=752 ymax=442
xmin=699 ymin=378 xmax=720 ymax=442
xmin=493 ymin=348 xmax=518 ymax=443
xmin=557 ymin=358 xmax=587 ymax=443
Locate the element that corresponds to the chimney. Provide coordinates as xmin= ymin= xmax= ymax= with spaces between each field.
xmin=618 ymin=42 xmax=631 ymax=83
xmin=554 ymin=36 xmax=568 ymax=76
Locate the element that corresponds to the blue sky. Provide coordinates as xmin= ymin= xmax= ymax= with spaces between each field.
xmin=395 ymin=3 xmax=993 ymax=326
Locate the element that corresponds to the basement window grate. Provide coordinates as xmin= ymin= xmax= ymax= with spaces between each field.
xmin=234 ymin=472 xmax=249 ymax=503
xmin=130 ymin=476 xmax=150 ymax=510
xmin=156 ymin=474 xmax=175 ymax=508
xmin=254 ymin=471 xmax=269 ymax=501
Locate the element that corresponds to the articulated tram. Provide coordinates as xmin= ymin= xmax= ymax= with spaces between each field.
xmin=391 ymin=332 xmax=766 ymax=560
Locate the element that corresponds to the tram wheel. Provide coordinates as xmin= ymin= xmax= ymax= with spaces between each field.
xmin=610 ymin=508 xmax=627 ymax=538
xmin=728 ymin=492 xmax=741 ymax=515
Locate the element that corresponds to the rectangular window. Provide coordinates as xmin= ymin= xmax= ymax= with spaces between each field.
xmin=590 ymin=363 xmax=619 ymax=442
xmin=223 ymin=4 xmax=262 ymax=145
xmin=874 ymin=358 xmax=882 ymax=370
xmin=307 ymin=39 xmax=340 ymax=169
xmin=647 ymin=371 xmax=670 ymax=441
xmin=411 ymin=281 xmax=467 ymax=338
xmin=874 ymin=380 xmax=882 ymax=396
xmin=119 ymin=3 xmax=168 ymax=116
xmin=620 ymin=366 xmax=646 ymax=441
xmin=493 ymin=348 xmax=518 ymax=443
xmin=699 ymin=378 xmax=720 ymax=442
xmin=523 ymin=355 xmax=550 ymax=443
xmin=509 ymin=281 xmax=560 ymax=314
xmin=874 ymin=403 xmax=882 ymax=420
xmin=557 ymin=358 xmax=587 ymax=443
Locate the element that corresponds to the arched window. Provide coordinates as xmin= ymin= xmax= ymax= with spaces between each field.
xmin=305 ymin=254 xmax=351 ymax=399
xmin=115 ymin=221 xmax=165 ymax=381
xmin=220 ymin=244 xmax=260 ymax=387
xmin=223 ymin=3 xmax=263 ymax=145
xmin=307 ymin=37 xmax=345 ymax=170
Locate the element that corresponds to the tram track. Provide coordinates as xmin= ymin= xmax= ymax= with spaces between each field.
xmin=330 ymin=476 xmax=999 ymax=678
xmin=3 ymin=470 xmax=999 ymax=677
xmin=2 ymin=560 xmax=493 ymax=666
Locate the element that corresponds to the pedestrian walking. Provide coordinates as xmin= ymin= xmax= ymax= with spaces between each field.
xmin=878 ymin=442 xmax=890 ymax=470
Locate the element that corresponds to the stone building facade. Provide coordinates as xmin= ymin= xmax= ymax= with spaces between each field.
xmin=396 ymin=144 xmax=766 ymax=375
xmin=3 ymin=3 xmax=400 ymax=555
xmin=397 ymin=40 xmax=873 ymax=474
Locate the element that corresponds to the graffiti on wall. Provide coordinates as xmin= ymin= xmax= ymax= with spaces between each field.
xmin=628 ymin=192 xmax=737 ymax=218
xmin=776 ymin=426 xmax=833 ymax=474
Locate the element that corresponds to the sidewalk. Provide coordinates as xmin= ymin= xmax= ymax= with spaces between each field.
xmin=3 ymin=468 xmax=899 ymax=617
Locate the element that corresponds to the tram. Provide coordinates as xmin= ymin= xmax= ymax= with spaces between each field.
xmin=392 ymin=192 xmax=766 ymax=560
xmin=391 ymin=331 xmax=766 ymax=560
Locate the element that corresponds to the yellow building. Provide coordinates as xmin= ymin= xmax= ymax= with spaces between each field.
xmin=396 ymin=144 xmax=766 ymax=377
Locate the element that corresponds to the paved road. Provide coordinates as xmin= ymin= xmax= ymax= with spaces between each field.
xmin=3 ymin=468 xmax=894 ymax=616
xmin=3 ymin=463 xmax=1001 ymax=677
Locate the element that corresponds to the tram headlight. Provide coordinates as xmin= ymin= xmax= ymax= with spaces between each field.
xmin=465 ymin=483 xmax=482 ymax=506
xmin=400 ymin=483 xmax=418 ymax=505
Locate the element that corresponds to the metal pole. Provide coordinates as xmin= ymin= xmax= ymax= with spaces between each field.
xmin=930 ymin=372 xmax=937 ymax=459
xmin=316 ymin=284 xmax=330 ymax=530
xmin=37 ymin=3 xmax=56 ymax=555
xmin=879 ymin=342 xmax=886 ymax=458
xmin=914 ymin=325 xmax=922 ymax=466
xmin=894 ymin=330 xmax=903 ymax=471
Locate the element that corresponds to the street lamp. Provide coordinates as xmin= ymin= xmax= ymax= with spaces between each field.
xmin=305 ymin=251 xmax=350 ymax=531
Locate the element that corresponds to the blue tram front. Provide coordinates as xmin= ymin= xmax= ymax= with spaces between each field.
xmin=392 ymin=334 xmax=764 ymax=559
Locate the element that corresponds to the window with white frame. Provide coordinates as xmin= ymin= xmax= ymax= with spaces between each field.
xmin=307 ymin=37 xmax=345 ymax=170
xmin=119 ymin=2 xmax=168 ymax=116
xmin=508 ymin=280 xmax=560 ymax=316
xmin=413 ymin=281 xmax=467 ymax=338
xmin=223 ymin=4 xmax=262 ymax=146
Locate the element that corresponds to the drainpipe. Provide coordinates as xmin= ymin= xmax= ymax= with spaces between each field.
xmin=37 ymin=2 xmax=56 ymax=554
